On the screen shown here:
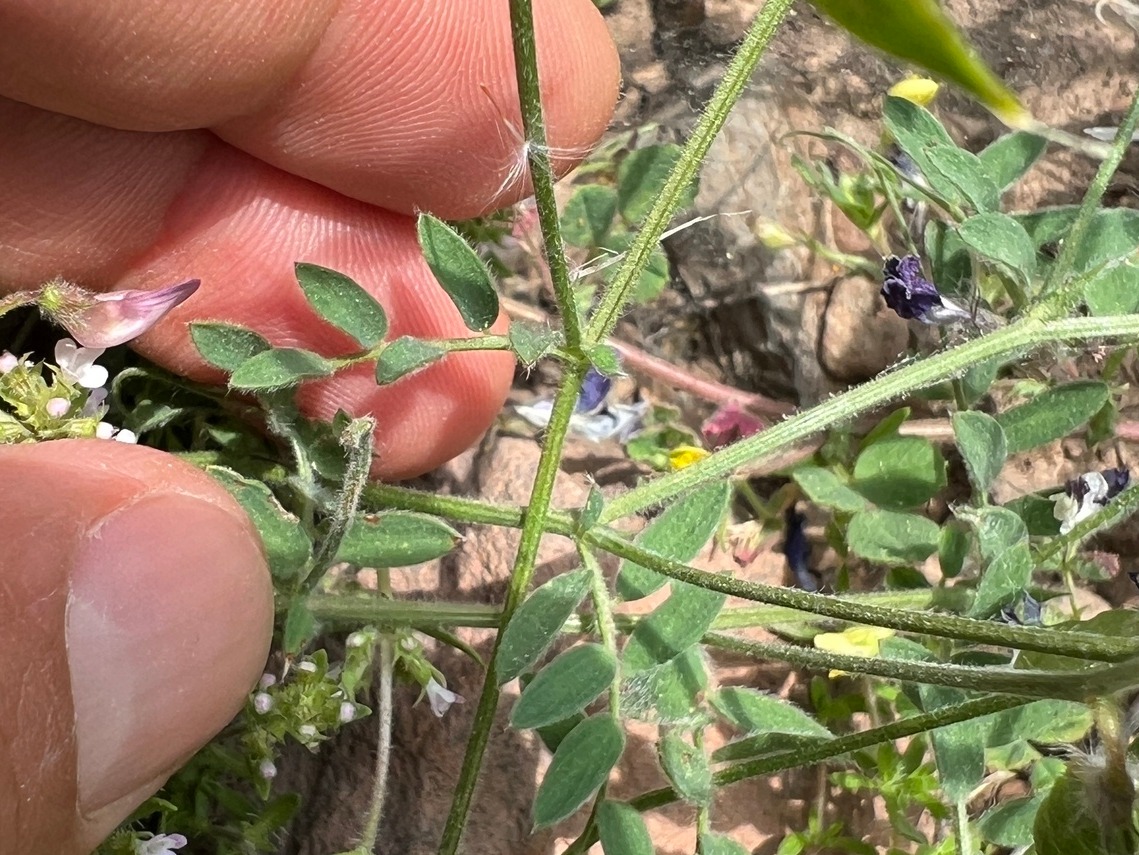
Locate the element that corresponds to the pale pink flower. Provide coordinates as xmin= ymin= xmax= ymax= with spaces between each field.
xmin=135 ymin=833 xmax=188 ymax=855
xmin=0 ymin=352 xmax=18 ymax=374
xmin=339 ymin=701 xmax=358 ymax=723
xmin=45 ymin=397 xmax=70 ymax=418
xmin=259 ymin=759 xmax=278 ymax=781
xmin=425 ymin=677 xmax=464 ymax=717
xmin=55 ymin=338 xmax=108 ymax=389
xmin=253 ymin=692 xmax=274 ymax=714
xmin=56 ymin=279 xmax=201 ymax=348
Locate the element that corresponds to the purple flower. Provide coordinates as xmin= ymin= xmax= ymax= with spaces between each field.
xmin=782 ymin=507 xmax=819 ymax=592
xmin=881 ymin=255 xmax=971 ymax=325
xmin=39 ymin=278 xmax=201 ymax=348
xmin=577 ymin=368 xmax=612 ymax=414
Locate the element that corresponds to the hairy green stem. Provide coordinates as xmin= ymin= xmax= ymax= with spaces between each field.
xmin=362 ymin=482 xmax=576 ymax=535
xmin=304 ymin=589 xmax=967 ymax=636
xmin=438 ymin=363 xmax=587 ymax=855
xmin=584 ymin=0 xmax=794 ymax=345
xmin=1034 ymin=85 xmax=1139 ymax=308
xmin=703 ymin=633 xmax=1139 ymax=700
xmin=304 ymin=417 xmax=374 ymax=588
xmin=584 ymin=528 xmax=1139 ymax=661
xmin=508 ymin=0 xmax=581 ymax=350
xmin=600 ymin=314 xmax=1139 ymax=524
xmin=358 ymin=567 xmax=394 ymax=854
xmin=582 ymin=548 xmax=621 ymax=717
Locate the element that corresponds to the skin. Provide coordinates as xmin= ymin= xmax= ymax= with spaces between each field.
xmin=0 ymin=1 xmax=619 ymax=852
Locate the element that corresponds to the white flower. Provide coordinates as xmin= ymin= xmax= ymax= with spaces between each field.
xmin=45 ymin=397 xmax=70 ymax=418
xmin=425 ymin=677 xmax=464 ymax=717
xmin=95 ymin=421 xmax=136 ymax=443
xmin=514 ymin=400 xmax=648 ymax=442
xmin=54 ymin=338 xmax=108 ymax=389
xmin=297 ymin=660 xmax=318 ymax=673
xmin=259 ymin=759 xmax=278 ymax=781
xmin=339 ymin=701 xmax=358 ymax=723
xmin=298 ymin=724 xmax=317 ymax=738
xmin=346 ymin=631 xmax=369 ymax=648
xmin=0 ymin=352 xmax=18 ymax=373
xmin=1052 ymin=468 xmax=1130 ymax=534
xmin=134 ymin=833 xmax=188 ymax=855
xmin=252 ymin=692 xmax=274 ymax=714
xmin=258 ymin=672 xmax=277 ymax=689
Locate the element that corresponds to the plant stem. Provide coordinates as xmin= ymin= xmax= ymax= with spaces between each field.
xmin=437 ymin=364 xmax=586 ymax=855
xmin=362 ymin=482 xmax=577 ymax=535
xmin=508 ymin=0 xmax=581 ymax=351
xmin=582 ymin=548 xmax=621 ymax=716
xmin=1034 ymin=84 xmax=1139 ymax=308
xmin=303 ymin=588 xmax=968 ymax=634
xmin=358 ymin=620 xmax=394 ymax=850
xmin=583 ymin=528 xmax=1139 ymax=661
xmin=703 ymin=632 xmax=1128 ymax=700
xmin=564 ymin=694 xmax=1029 ymax=853
xmin=953 ymin=800 xmax=971 ymax=855
xmin=304 ymin=417 xmax=374 ymax=588
xmin=599 ymin=314 xmax=1139 ymax=524
xmin=584 ymin=0 xmax=795 ymax=345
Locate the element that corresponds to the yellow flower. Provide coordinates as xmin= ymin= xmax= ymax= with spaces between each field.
xmin=888 ymin=76 xmax=940 ymax=107
xmin=668 ymin=445 xmax=709 ymax=471
xmin=813 ymin=625 xmax=895 ymax=678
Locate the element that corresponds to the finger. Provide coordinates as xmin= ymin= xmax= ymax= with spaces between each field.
xmin=127 ymin=143 xmax=516 ymax=480
xmin=0 ymin=0 xmax=619 ymax=219
xmin=0 ymin=112 xmax=514 ymax=480
xmin=0 ymin=440 xmax=272 ymax=855
xmin=212 ymin=0 xmax=620 ymax=217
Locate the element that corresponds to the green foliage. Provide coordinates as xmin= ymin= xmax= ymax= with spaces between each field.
xmin=533 ymin=714 xmax=625 ymax=827
xmin=810 ymin=1 xmax=1026 ymax=122
xmin=616 ymin=482 xmax=730 ymax=599
xmin=294 ymin=263 xmax=388 ymax=348
xmin=375 ymin=335 xmax=447 ymax=384
xmin=334 ymin=512 xmax=460 ymax=567
xmin=597 ymin=801 xmax=654 ymax=855
xmin=496 ymin=569 xmax=591 ymax=684
xmin=510 ymin=643 xmax=616 ymax=729
xmin=416 ymin=213 xmax=500 ymax=331
xmin=952 ymin=411 xmax=1007 ymax=496
xmin=559 ymin=140 xmax=698 ymax=306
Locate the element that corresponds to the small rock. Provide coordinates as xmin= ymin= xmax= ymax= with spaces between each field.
xmin=819 ymin=275 xmax=909 ymax=383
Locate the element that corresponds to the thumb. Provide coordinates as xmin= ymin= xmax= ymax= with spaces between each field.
xmin=0 ymin=440 xmax=273 ymax=855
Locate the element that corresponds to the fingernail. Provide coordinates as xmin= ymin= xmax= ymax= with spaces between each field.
xmin=67 ymin=493 xmax=271 ymax=814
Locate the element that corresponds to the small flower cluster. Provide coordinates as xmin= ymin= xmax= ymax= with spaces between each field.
xmin=242 ymin=644 xmax=375 ymax=797
xmin=0 ymin=339 xmax=137 ymax=443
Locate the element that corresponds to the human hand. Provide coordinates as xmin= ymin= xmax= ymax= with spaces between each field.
xmin=0 ymin=0 xmax=618 ymax=850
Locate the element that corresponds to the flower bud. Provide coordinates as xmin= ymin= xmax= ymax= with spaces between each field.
xmin=38 ymin=278 xmax=200 ymax=348
xmin=888 ymin=76 xmax=940 ymax=106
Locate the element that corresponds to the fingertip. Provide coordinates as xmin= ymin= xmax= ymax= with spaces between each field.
xmin=0 ymin=440 xmax=272 ymax=854
xmin=214 ymin=0 xmax=621 ymax=217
